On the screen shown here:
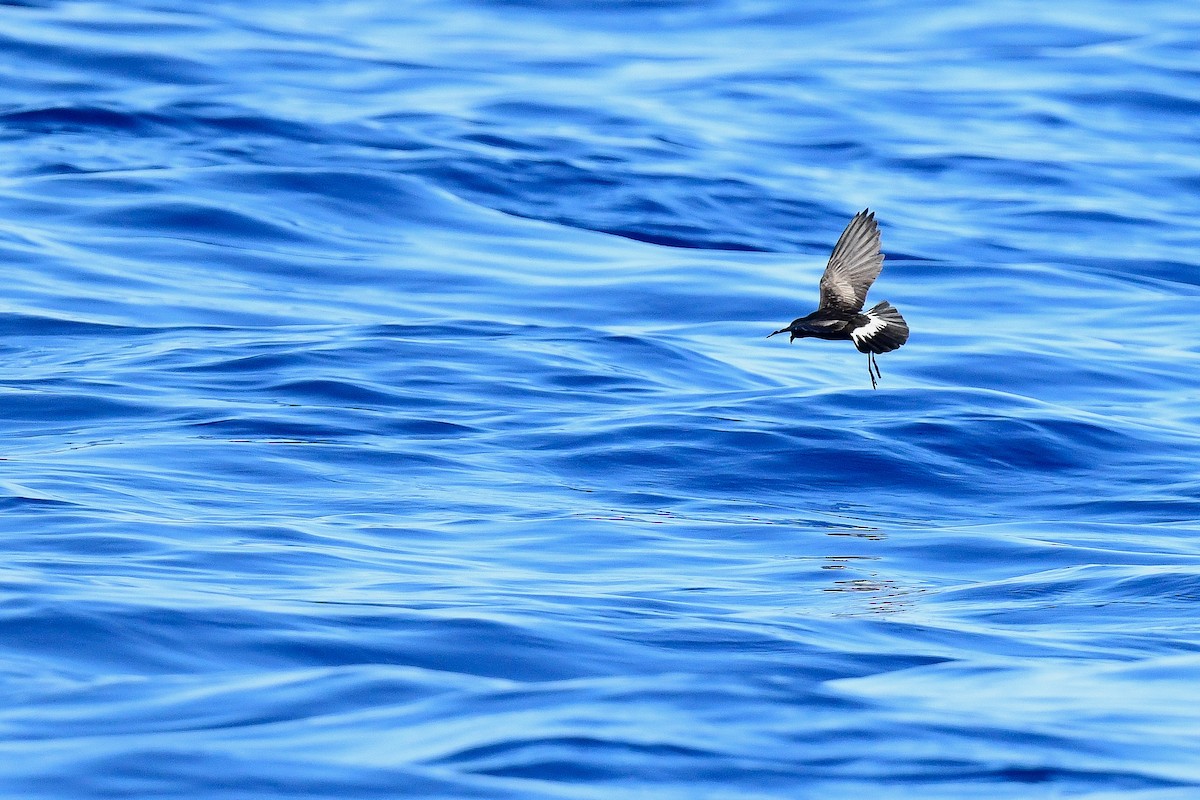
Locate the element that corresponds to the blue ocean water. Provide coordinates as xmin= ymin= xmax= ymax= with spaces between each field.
xmin=2 ymin=0 xmax=1200 ymax=796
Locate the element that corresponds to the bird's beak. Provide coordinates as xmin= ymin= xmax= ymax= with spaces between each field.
xmin=766 ymin=328 xmax=788 ymax=338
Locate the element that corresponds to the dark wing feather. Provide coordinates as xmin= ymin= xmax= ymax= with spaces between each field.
xmin=818 ymin=209 xmax=884 ymax=313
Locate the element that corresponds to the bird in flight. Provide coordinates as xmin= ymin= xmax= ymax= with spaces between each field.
xmin=768 ymin=209 xmax=908 ymax=389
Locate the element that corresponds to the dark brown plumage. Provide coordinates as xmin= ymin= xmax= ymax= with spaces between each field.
xmin=768 ymin=210 xmax=909 ymax=389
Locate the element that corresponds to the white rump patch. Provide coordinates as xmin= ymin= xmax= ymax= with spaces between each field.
xmin=850 ymin=314 xmax=887 ymax=345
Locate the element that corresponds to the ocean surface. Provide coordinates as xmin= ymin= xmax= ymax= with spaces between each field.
xmin=2 ymin=1 xmax=1199 ymax=797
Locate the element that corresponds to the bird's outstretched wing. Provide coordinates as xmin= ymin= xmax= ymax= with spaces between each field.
xmin=818 ymin=209 xmax=884 ymax=313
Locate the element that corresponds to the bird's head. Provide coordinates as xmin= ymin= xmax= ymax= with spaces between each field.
xmin=767 ymin=325 xmax=802 ymax=342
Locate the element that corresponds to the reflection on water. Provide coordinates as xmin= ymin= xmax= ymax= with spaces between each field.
xmin=2 ymin=0 xmax=1200 ymax=797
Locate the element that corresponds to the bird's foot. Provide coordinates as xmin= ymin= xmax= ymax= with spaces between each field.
xmin=867 ymin=353 xmax=880 ymax=389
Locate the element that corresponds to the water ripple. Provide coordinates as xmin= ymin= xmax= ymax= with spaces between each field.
xmin=1 ymin=1 xmax=1199 ymax=798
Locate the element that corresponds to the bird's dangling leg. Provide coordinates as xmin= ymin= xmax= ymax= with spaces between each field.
xmin=867 ymin=353 xmax=878 ymax=389
xmin=871 ymin=352 xmax=883 ymax=382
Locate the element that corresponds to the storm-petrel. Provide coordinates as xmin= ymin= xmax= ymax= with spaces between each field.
xmin=767 ymin=209 xmax=908 ymax=389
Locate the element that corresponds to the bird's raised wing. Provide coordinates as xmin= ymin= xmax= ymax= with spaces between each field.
xmin=818 ymin=209 xmax=884 ymax=313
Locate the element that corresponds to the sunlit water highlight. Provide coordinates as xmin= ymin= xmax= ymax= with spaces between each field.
xmin=2 ymin=1 xmax=1200 ymax=797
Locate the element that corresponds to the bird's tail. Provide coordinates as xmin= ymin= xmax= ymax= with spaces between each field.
xmin=851 ymin=301 xmax=909 ymax=354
